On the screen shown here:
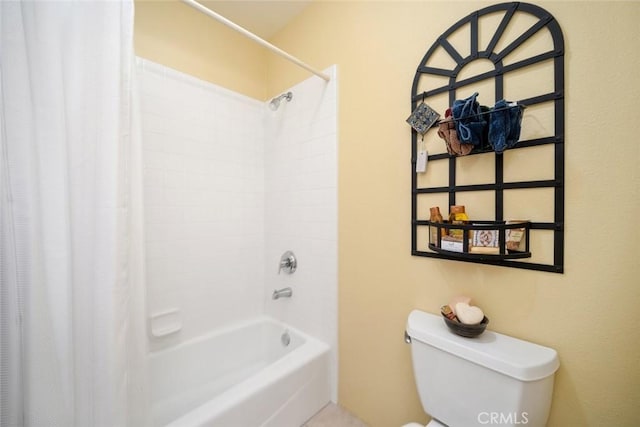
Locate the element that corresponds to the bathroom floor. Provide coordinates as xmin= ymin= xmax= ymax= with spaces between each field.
xmin=304 ymin=403 xmax=369 ymax=427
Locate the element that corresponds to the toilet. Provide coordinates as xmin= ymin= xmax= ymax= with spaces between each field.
xmin=403 ymin=309 xmax=559 ymax=427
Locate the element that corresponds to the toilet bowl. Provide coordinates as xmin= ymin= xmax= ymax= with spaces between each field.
xmin=404 ymin=309 xmax=559 ymax=427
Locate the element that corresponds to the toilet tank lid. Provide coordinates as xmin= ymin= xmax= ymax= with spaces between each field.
xmin=407 ymin=310 xmax=559 ymax=382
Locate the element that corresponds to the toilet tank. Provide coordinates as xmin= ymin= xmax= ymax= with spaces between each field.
xmin=406 ymin=310 xmax=559 ymax=427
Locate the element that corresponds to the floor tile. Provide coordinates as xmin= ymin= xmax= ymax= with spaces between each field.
xmin=304 ymin=403 xmax=369 ymax=427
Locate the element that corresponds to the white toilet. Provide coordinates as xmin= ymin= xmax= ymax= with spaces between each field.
xmin=404 ymin=309 xmax=559 ymax=427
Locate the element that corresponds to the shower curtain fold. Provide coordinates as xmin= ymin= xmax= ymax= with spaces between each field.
xmin=0 ymin=1 xmax=149 ymax=425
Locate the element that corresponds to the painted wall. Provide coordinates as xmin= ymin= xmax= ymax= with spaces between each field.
xmin=135 ymin=1 xmax=640 ymax=425
xmin=134 ymin=0 xmax=267 ymax=100
xmin=267 ymin=1 xmax=640 ymax=426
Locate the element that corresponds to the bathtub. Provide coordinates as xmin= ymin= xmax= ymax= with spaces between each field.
xmin=149 ymin=316 xmax=331 ymax=427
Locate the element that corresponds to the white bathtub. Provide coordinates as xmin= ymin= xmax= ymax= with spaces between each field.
xmin=149 ymin=316 xmax=331 ymax=427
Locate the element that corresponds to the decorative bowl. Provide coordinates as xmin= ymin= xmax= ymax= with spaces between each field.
xmin=442 ymin=314 xmax=489 ymax=338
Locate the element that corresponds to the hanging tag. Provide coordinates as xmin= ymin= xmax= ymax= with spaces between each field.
xmin=416 ymin=150 xmax=428 ymax=173
xmin=416 ymin=136 xmax=428 ymax=173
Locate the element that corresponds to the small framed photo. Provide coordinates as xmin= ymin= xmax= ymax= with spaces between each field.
xmin=470 ymin=228 xmax=499 ymax=254
xmin=506 ymin=220 xmax=528 ymax=252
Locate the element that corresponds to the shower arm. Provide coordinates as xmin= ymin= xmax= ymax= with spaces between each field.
xmin=179 ymin=0 xmax=330 ymax=82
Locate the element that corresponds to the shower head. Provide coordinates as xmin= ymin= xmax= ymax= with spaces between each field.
xmin=268 ymin=98 xmax=280 ymax=111
xmin=268 ymin=91 xmax=293 ymax=110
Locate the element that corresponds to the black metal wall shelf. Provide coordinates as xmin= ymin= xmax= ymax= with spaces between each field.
xmin=410 ymin=2 xmax=565 ymax=273
xmin=427 ymin=220 xmax=532 ymax=259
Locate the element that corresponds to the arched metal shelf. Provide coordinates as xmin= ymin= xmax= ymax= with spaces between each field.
xmin=410 ymin=2 xmax=565 ymax=273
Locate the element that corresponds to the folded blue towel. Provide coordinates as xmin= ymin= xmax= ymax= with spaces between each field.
xmin=452 ymin=92 xmax=487 ymax=147
xmin=489 ymin=100 xmax=523 ymax=153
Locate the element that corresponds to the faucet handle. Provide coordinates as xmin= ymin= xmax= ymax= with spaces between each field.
xmin=278 ymin=251 xmax=297 ymax=274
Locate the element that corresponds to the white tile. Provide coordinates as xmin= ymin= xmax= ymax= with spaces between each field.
xmin=139 ymin=60 xmax=336 ymax=389
xmin=143 ymin=131 xmax=168 ymax=152
xmin=143 ymin=185 xmax=165 ymax=207
xmin=140 ymin=112 xmax=168 ymax=134
xmin=145 ymin=205 xmax=183 ymax=224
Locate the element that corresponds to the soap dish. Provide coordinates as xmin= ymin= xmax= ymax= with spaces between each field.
xmin=443 ymin=314 xmax=489 ymax=338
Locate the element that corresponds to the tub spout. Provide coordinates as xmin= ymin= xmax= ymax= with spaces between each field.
xmin=272 ymin=287 xmax=293 ymax=300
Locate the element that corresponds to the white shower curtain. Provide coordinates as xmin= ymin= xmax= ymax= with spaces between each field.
xmin=0 ymin=1 xmax=148 ymax=426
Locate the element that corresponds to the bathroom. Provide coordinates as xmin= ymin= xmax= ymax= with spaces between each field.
xmin=1 ymin=1 xmax=639 ymax=426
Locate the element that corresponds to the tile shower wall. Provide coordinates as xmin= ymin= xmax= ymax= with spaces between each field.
xmin=138 ymin=59 xmax=265 ymax=347
xmin=138 ymin=58 xmax=338 ymax=398
xmin=264 ymin=66 xmax=338 ymax=400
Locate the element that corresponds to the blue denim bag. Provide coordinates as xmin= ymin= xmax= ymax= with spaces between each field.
xmin=452 ymin=92 xmax=487 ymax=147
xmin=489 ymin=100 xmax=523 ymax=153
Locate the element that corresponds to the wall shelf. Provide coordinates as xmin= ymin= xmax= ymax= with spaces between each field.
xmin=410 ymin=2 xmax=565 ymax=273
xmin=425 ymin=220 xmax=531 ymax=260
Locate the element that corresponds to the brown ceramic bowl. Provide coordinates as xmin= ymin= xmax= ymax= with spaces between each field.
xmin=443 ymin=314 xmax=489 ymax=338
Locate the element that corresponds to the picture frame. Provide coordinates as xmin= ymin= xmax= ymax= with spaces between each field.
xmin=470 ymin=227 xmax=500 ymax=254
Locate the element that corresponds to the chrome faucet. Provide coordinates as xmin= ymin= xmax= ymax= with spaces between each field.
xmin=272 ymin=287 xmax=293 ymax=300
xmin=278 ymin=251 xmax=297 ymax=274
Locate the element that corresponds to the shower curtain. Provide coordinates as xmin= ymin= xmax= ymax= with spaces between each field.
xmin=0 ymin=1 xmax=148 ymax=426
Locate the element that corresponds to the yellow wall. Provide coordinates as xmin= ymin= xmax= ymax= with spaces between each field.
xmin=134 ymin=0 xmax=267 ymax=100
xmin=135 ymin=1 xmax=640 ymax=425
xmin=267 ymin=1 xmax=640 ymax=426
